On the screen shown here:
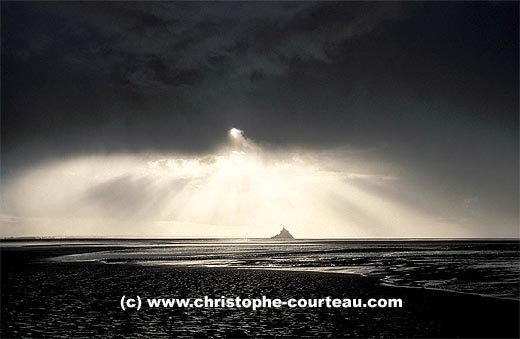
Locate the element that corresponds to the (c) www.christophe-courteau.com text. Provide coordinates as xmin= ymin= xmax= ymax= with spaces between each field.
xmin=120 ymin=295 xmax=403 ymax=311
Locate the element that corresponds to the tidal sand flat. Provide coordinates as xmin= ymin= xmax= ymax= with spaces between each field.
xmin=1 ymin=241 xmax=519 ymax=338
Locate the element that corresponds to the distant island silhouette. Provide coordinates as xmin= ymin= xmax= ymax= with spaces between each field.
xmin=270 ymin=226 xmax=295 ymax=240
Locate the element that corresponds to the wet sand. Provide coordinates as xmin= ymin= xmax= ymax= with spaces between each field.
xmin=1 ymin=246 xmax=519 ymax=338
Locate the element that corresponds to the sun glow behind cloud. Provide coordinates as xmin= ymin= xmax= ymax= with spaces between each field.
xmin=0 ymin=130 xmax=480 ymax=238
xmin=229 ymin=127 xmax=243 ymax=139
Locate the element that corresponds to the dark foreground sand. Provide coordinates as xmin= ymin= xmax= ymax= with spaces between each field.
xmin=1 ymin=246 xmax=519 ymax=338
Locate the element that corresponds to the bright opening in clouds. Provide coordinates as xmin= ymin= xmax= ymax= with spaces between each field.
xmin=229 ymin=128 xmax=243 ymax=139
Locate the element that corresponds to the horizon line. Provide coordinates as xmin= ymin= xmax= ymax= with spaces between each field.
xmin=1 ymin=236 xmax=519 ymax=241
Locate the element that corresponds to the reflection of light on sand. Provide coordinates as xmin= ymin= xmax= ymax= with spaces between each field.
xmin=51 ymin=239 xmax=520 ymax=299
xmin=134 ymin=259 xmax=237 ymax=267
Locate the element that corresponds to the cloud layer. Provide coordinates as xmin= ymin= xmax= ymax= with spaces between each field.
xmin=2 ymin=133 xmax=516 ymax=238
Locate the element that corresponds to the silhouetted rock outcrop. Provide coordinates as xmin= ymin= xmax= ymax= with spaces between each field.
xmin=270 ymin=226 xmax=295 ymax=240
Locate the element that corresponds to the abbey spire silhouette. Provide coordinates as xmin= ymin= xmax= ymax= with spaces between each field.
xmin=270 ymin=226 xmax=295 ymax=240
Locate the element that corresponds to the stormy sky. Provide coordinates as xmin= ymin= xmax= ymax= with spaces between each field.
xmin=1 ymin=1 xmax=518 ymax=238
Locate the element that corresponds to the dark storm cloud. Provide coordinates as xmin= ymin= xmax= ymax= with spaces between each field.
xmin=1 ymin=1 xmax=403 ymax=161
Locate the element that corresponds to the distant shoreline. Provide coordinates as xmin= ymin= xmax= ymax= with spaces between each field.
xmin=2 ymin=237 xmax=519 ymax=242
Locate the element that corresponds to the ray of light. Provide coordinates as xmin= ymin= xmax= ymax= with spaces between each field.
xmin=0 ymin=133 xmax=473 ymax=238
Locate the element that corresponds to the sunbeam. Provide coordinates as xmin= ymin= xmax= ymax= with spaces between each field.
xmin=0 ymin=130 xmax=475 ymax=238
